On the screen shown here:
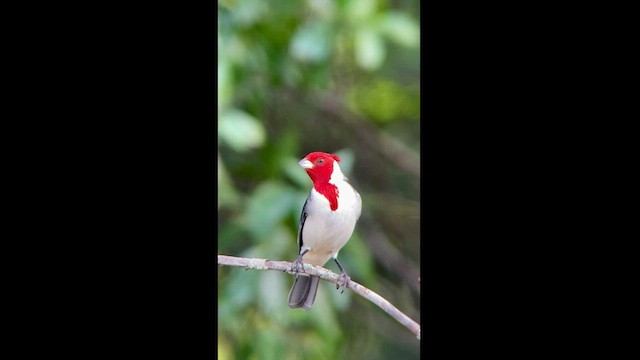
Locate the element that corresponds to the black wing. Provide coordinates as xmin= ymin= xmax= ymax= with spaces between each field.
xmin=297 ymin=195 xmax=310 ymax=253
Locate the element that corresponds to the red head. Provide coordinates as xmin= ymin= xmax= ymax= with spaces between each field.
xmin=298 ymin=152 xmax=341 ymax=185
xmin=299 ymin=152 xmax=342 ymax=210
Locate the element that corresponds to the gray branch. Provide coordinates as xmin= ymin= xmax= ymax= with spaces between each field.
xmin=218 ymin=254 xmax=421 ymax=340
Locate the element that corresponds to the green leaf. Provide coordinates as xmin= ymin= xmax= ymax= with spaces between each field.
xmin=218 ymin=108 xmax=266 ymax=152
xmin=345 ymin=0 xmax=378 ymax=22
xmin=230 ymin=0 xmax=268 ymax=27
xmin=217 ymin=54 xmax=233 ymax=115
xmin=282 ymin=156 xmax=312 ymax=188
xmin=243 ymin=182 xmax=298 ymax=241
xmin=346 ymin=79 xmax=407 ymax=122
xmin=255 ymin=327 xmax=285 ymax=360
xmin=218 ymin=265 xmax=260 ymax=318
xmin=217 ymin=154 xmax=240 ymax=209
xmin=290 ymin=21 xmax=332 ymax=63
xmin=378 ymin=11 xmax=420 ymax=48
xmin=354 ymin=27 xmax=385 ymax=70
xmin=308 ymin=0 xmax=337 ymax=19
xmin=217 ymin=335 xmax=233 ymax=360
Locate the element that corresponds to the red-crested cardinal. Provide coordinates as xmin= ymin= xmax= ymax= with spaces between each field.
xmin=288 ymin=152 xmax=362 ymax=309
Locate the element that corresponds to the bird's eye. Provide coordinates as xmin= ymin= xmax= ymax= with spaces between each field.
xmin=316 ymin=158 xmax=324 ymax=165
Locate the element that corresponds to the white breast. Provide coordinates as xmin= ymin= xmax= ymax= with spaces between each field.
xmin=300 ymin=178 xmax=362 ymax=266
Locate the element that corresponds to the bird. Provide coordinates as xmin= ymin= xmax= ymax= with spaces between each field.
xmin=288 ymin=151 xmax=362 ymax=310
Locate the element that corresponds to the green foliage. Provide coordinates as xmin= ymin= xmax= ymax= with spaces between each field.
xmin=219 ymin=108 xmax=266 ymax=152
xmin=290 ymin=21 xmax=334 ymax=63
xmin=218 ymin=0 xmax=420 ymax=358
xmin=347 ymin=78 xmax=420 ymax=123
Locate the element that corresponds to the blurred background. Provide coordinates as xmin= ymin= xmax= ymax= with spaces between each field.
xmin=218 ymin=0 xmax=420 ymax=358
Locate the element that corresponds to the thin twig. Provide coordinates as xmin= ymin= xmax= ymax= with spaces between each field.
xmin=218 ymin=254 xmax=421 ymax=340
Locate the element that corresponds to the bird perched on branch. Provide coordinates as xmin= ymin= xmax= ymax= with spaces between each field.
xmin=288 ymin=152 xmax=362 ymax=310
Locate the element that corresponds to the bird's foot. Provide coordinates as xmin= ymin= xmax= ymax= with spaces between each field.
xmin=291 ymin=256 xmax=305 ymax=274
xmin=336 ymin=272 xmax=351 ymax=294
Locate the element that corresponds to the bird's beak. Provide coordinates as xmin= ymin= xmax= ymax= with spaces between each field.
xmin=298 ymin=158 xmax=313 ymax=169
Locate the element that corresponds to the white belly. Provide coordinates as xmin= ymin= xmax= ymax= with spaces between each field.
xmin=300 ymin=183 xmax=361 ymax=266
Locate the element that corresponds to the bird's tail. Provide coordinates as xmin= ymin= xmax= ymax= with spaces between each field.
xmin=288 ymin=275 xmax=320 ymax=309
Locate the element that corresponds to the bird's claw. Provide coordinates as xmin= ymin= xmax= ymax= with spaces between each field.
xmin=291 ymin=257 xmax=305 ymax=274
xmin=336 ymin=272 xmax=351 ymax=294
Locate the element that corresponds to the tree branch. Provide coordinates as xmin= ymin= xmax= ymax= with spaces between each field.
xmin=218 ymin=254 xmax=421 ymax=340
